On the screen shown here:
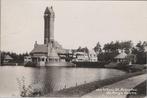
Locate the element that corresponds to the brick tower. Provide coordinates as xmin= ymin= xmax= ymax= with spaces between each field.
xmin=44 ymin=6 xmax=55 ymax=44
xmin=44 ymin=6 xmax=60 ymax=64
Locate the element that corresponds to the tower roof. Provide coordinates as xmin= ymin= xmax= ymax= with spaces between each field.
xmin=44 ymin=7 xmax=50 ymax=14
xmin=49 ymin=6 xmax=54 ymax=14
xmin=44 ymin=6 xmax=54 ymax=15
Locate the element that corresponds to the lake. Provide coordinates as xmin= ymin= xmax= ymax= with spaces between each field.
xmin=0 ymin=66 xmax=126 ymax=97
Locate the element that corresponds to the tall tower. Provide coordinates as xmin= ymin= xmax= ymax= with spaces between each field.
xmin=44 ymin=6 xmax=60 ymax=65
xmin=44 ymin=6 xmax=55 ymax=44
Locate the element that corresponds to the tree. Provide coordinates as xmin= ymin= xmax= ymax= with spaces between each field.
xmin=132 ymin=41 xmax=146 ymax=64
xmin=77 ymin=46 xmax=82 ymax=52
xmin=76 ymin=46 xmax=89 ymax=54
xmin=103 ymin=41 xmax=119 ymax=53
xmin=94 ymin=42 xmax=101 ymax=54
xmin=0 ymin=51 xmax=30 ymax=65
xmin=100 ymin=41 xmax=133 ymax=62
xmin=82 ymin=47 xmax=89 ymax=54
xmin=103 ymin=43 xmax=110 ymax=53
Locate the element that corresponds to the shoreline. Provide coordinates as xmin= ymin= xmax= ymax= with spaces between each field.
xmin=1 ymin=62 xmax=146 ymax=73
xmin=45 ymin=70 xmax=146 ymax=97
xmin=127 ymin=80 xmax=146 ymax=98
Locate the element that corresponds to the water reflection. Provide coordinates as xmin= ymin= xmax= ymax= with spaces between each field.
xmin=0 ymin=66 xmax=126 ymax=96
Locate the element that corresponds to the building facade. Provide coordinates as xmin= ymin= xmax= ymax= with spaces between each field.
xmin=26 ymin=7 xmax=67 ymax=66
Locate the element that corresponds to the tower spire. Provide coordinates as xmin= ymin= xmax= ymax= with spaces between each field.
xmin=44 ymin=7 xmax=50 ymax=14
xmin=44 ymin=6 xmax=55 ymax=44
xmin=50 ymin=0 xmax=53 ymax=8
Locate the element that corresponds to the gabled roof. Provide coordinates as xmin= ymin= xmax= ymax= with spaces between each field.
xmin=4 ymin=55 xmax=13 ymax=60
xmin=114 ymin=52 xmax=127 ymax=59
xmin=44 ymin=7 xmax=50 ymax=14
xmin=89 ymin=50 xmax=97 ymax=54
xmin=31 ymin=44 xmax=48 ymax=53
xmin=31 ymin=43 xmax=67 ymax=54
xmin=48 ymin=47 xmax=59 ymax=59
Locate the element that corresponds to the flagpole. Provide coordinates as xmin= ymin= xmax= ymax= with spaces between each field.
xmin=51 ymin=0 xmax=53 ymax=7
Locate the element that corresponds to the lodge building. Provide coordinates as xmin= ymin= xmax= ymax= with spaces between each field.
xmin=24 ymin=7 xmax=69 ymax=66
xmin=24 ymin=6 xmax=98 ymax=66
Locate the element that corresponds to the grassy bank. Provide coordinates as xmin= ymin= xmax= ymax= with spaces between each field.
xmin=104 ymin=62 xmax=147 ymax=72
xmin=127 ymin=80 xmax=146 ymax=98
xmin=72 ymin=61 xmax=107 ymax=68
xmin=72 ymin=62 xmax=147 ymax=73
xmin=45 ymin=70 xmax=146 ymax=97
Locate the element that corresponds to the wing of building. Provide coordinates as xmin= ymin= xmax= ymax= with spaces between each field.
xmin=31 ymin=41 xmax=67 ymax=56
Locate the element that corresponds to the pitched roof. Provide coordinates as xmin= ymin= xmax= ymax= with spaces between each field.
xmin=49 ymin=6 xmax=54 ymax=14
xmin=31 ymin=42 xmax=67 ymax=54
xmin=114 ymin=52 xmax=127 ymax=59
xmin=89 ymin=50 xmax=97 ymax=54
xmin=31 ymin=44 xmax=48 ymax=53
xmin=48 ymin=47 xmax=59 ymax=59
xmin=4 ymin=55 xmax=13 ymax=60
xmin=44 ymin=7 xmax=50 ymax=14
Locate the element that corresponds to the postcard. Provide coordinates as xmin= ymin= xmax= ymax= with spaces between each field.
xmin=0 ymin=0 xmax=147 ymax=98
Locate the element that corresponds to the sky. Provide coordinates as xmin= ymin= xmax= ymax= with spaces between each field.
xmin=1 ymin=0 xmax=147 ymax=53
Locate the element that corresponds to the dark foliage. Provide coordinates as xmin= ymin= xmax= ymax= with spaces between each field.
xmin=0 ymin=51 xmax=29 ymax=65
xmin=98 ymin=51 xmax=119 ymax=62
xmin=76 ymin=46 xmax=89 ymax=54
xmin=98 ymin=41 xmax=147 ymax=64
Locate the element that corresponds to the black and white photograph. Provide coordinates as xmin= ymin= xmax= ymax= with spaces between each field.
xmin=0 ymin=0 xmax=147 ymax=97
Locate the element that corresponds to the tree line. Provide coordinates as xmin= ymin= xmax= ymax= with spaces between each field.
xmin=1 ymin=41 xmax=147 ymax=65
xmin=0 ymin=51 xmax=29 ymax=64
xmin=76 ymin=41 xmax=147 ymax=64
